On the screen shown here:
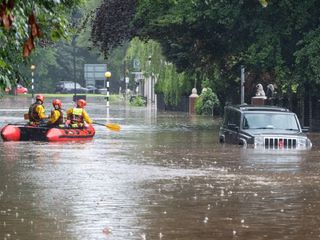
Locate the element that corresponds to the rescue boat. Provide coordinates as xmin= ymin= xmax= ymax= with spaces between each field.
xmin=0 ymin=124 xmax=95 ymax=142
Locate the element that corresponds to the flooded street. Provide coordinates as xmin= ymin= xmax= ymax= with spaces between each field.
xmin=1 ymin=96 xmax=320 ymax=240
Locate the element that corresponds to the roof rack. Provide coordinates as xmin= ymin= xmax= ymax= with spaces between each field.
xmin=239 ymin=105 xmax=290 ymax=112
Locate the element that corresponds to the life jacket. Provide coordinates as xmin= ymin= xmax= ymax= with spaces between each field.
xmin=28 ymin=102 xmax=44 ymax=122
xmin=49 ymin=109 xmax=64 ymax=127
xmin=70 ymin=108 xmax=84 ymax=125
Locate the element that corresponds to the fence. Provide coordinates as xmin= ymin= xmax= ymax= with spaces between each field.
xmin=157 ymin=94 xmax=189 ymax=112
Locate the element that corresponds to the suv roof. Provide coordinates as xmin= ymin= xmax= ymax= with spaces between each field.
xmin=226 ymin=104 xmax=290 ymax=112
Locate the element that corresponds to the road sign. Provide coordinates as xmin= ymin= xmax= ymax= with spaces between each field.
xmin=84 ymin=64 xmax=108 ymax=86
xmin=133 ymin=59 xmax=140 ymax=70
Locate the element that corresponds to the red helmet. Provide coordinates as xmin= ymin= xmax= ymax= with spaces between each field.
xmin=52 ymin=99 xmax=62 ymax=109
xmin=35 ymin=94 xmax=44 ymax=102
xmin=77 ymin=99 xmax=86 ymax=108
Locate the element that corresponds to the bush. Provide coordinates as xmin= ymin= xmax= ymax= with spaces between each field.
xmin=129 ymin=95 xmax=147 ymax=106
xmin=195 ymin=88 xmax=220 ymax=115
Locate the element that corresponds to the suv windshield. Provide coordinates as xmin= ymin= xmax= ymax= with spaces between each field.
xmin=242 ymin=112 xmax=299 ymax=131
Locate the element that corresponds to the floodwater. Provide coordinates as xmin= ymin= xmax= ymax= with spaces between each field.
xmin=1 ymin=96 xmax=320 ymax=240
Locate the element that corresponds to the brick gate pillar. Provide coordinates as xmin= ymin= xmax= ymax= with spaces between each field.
xmin=251 ymin=96 xmax=267 ymax=105
xmin=189 ymin=88 xmax=199 ymax=115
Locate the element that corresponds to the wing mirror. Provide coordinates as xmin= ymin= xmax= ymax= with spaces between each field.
xmin=302 ymin=127 xmax=309 ymax=133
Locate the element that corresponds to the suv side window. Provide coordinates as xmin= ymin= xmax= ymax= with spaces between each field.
xmin=223 ymin=108 xmax=240 ymax=129
xmin=229 ymin=110 xmax=240 ymax=127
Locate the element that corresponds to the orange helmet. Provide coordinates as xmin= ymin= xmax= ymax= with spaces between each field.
xmin=35 ymin=94 xmax=44 ymax=102
xmin=77 ymin=99 xmax=86 ymax=108
xmin=52 ymin=99 xmax=62 ymax=109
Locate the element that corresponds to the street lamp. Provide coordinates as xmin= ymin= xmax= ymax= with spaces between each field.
xmin=72 ymin=36 xmax=77 ymax=101
xmin=30 ymin=64 xmax=36 ymax=99
xmin=104 ymin=71 xmax=112 ymax=118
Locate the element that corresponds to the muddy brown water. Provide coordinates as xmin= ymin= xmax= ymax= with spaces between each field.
xmin=1 ymin=96 xmax=320 ymax=240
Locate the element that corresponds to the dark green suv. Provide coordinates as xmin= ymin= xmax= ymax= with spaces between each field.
xmin=219 ymin=105 xmax=312 ymax=149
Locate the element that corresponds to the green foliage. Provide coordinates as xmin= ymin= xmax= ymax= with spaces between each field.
xmin=195 ymin=88 xmax=220 ymax=115
xmin=156 ymin=63 xmax=191 ymax=105
xmin=0 ymin=0 xmax=123 ymax=95
xmin=0 ymin=0 xmax=84 ymax=92
xmin=125 ymin=38 xmax=193 ymax=105
xmin=2 ymin=0 xmax=319 ymax=105
xmin=92 ymin=0 xmax=320 ymax=106
xmin=91 ymin=0 xmax=138 ymax=57
xmin=294 ymin=27 xmax=320 ymax=89
xmin=126 ymin=38 xmax=163 ymax=77
xmin=130 ymin=95 xmax=146 ymax=106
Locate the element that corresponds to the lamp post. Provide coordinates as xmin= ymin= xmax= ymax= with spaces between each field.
xmin=30 ymin=64 xmax=36 ymax=99
xmin=72 ymin=35 xmax=78 ymax=102
xmin=104 ymin=71 xmax=112 ymax=118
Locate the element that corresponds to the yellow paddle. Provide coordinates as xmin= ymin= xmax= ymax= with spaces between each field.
xmin=93 ymin=122 xmax=121 ymax=131
xmin=25 ymin=114 xmax=120 ymax=131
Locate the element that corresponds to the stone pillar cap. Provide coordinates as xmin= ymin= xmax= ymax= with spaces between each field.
xmin=189 ymin=88 xmax=199 ymax=97
xmin=252 ymin=95 xmax=267 ymax=99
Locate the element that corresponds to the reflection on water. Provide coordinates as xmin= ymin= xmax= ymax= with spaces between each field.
xmin=1 ymin=96 xmax=320 ymax=239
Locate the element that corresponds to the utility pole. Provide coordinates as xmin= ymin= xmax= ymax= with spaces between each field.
xmin=241 ymin=65 xmax=245 ymax=104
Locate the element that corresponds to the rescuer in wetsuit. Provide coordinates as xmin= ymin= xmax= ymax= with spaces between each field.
xmin=28 ymin=94 xmax=47 ymax=125
xmin=66 ymin=99 xmax=92 ymax=128
xmin=46 ymin=99 xmax=64 ymax=127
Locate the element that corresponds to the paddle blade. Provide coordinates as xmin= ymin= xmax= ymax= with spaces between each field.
xmin=106 ymin=123 xmax=121 ymax=131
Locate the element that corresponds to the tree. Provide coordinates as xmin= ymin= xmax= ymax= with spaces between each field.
xmin=91 ymin=0 xmax=137 ymax=57
xmin=195 ymin=87 xmax=220 ymax=116
xmin=91 ymin=0 xmax=320 ymax=106
xmin=0 ymin=0 xmax=83 ymax=94
xmin=125 ymin=38 xmax=192 ymax=105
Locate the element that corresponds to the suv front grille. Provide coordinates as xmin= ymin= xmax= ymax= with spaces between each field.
xmin=264 ymin=137 xmax=297 ymax=149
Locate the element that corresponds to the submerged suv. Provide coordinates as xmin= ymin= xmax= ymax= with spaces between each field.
xmin=219 ymin=105 xmax=312 ymax=149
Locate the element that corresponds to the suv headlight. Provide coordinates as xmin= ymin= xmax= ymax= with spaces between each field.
xmin=297 ymin=137 xmax=312 ymax=148
xmin=254 ymin=136 xmax=264 ymax=146
xmin=297 ymin=138 xmax=312 ymax=148
xmin=296 ymin=138 xmax=306 ymax=147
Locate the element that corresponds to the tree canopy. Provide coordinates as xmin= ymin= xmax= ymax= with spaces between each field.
xmin=0 ymin=0 xmax=83 ymax=93
xmin=91 ymin=0 xmax=320 ymax=104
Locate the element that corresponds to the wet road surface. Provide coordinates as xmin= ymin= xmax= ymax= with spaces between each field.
xmin=1 ymin=96 xmax=320 ymax=240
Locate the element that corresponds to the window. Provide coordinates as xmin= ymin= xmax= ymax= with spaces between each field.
xmin=224 ymin=109 xmax=240 ymax=129
xmin=243 ymin=113 xmax=299 ymax=130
